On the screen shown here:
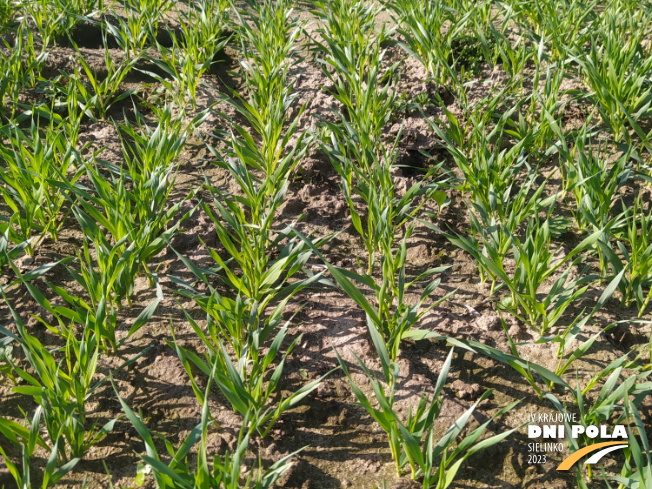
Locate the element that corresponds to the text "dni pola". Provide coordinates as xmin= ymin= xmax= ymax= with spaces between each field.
xmin=528 ymin=413 xmax=628 ymax=439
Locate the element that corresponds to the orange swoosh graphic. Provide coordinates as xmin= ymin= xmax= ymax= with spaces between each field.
xmin=557 ymin=442 xmax=627 ymax=471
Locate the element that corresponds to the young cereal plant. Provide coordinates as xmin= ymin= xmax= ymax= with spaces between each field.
xmin=448 ymin=214 xmax=606 ymax=337
xmin=312 ymin=0 xmax=397 ymax=146
xmin=507 ymin=0 xmax=598 ymax=64
xmin=599 ymin=194 xmax=652 ymax=317
xmin=106 ymin=4 xmax=156 ymax=59
xmin=170 ymin=306 xmax=333 ymax=437
xmin=12 ymin=232 xmax=164 ymax=353
xmin=459 ymin=170 xmax=552 ymax=293
xmin=313 ymin=0 xmax=454 ymax=358
xmin=0 ymin=298 xmax=121 ymax=465
xmin=427 ymin=101 xmax=539 ymax=224
xmin=145 ymin=32 xmax=212 ymax=109
xmin=546 ymin=368 xmax=652 ymax=482
xmin=62 ymin=162 xmax=176 ymax=291
xmin=311 ymin=0 xmax=380 ymax=68
xmin=384 ymin=0 xmax=464 ymax=86
xmin=169 ymin=0 xmax=331 ymax=437
xmin=575 ymin=8 xmax=652 ymax=143
xmin=602 ymin=388 xmax=652 ymax=488
xmin=0 ymin=0 xmax=14 ymax=29
xmin=22 ymin=0 xmax=69 ymax=49
xmin=141 ymin=0 xmax=229 ymax=108
xmin=113 ymin=367 xmax=301 ymax=489
xmin=314 ymin=126 xmax=454 ymax=359
xmin=0 ymin=25 xmax=49 ymax=120
xmin=65 ymin=35 xmax=141 ymax=120
xmin=0 ymin=406 xmax=78 ymax=488
xmin=116 ymin=104 xmax=201 ymax=195
xmin=560 ymin=126 xmax=633 ymax=236
xmin=0 ymin=122 xmax=84 ymax=254
xmin=48 ymin=0 xmax=107 ymax=36
xmin=335 ymin=334 xmax=522 ymax=483
xmin=0 ymin=214 xmax=30 ymax=281
xmin=494 ymin=268 xmax=626 ymax=391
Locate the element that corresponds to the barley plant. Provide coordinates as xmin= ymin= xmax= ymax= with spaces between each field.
xmin=0 ymin=121 xmax=84 ymax=254
xmin=171 ymin=0 xmax=329 ymax=437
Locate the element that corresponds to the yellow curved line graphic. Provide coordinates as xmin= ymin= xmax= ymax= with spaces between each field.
xmin=557 ymin=442 xmax=628 ymax=471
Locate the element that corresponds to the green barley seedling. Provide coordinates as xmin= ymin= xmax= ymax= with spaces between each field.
xmin=66 ymin=35 xmax=141 ymax=120
xmin=489 ymin=22 xmax=533 ymax=85
xmin=575 ymin=9 xmax=652 ymax=142
xmin=548 ymin=275 xmax=626 ymax=384
xmin=107 ymin=0 xmax=175 ymax=58
xmin=0 ymin=122 xmax=84 ymax=254
xmin=16 ymin=234 xmax=163 ymax=352
xmin=448 ymin=216 xmax=606 ymax=336
xmin=171 ymin=310 xmax=332 ymax=437
xmin=461 ymin=171 xmax=551 ymax=292
xmin=428 ymin=104 xmax=533 ymax=222
xmin=175 ymin=139 xmax=328 ymax=434
xmin=311 ymin=0 xmax=380 ymax=66
xmin=116 ymin=104 xmax=198 ymax=197
xmin=522 ymin=67 xmax=570 ymax=156
xmin=235 ymin=0 xmax=302 ymax=113
xmin=509 ymin=0 xmax=598 ymax=64
xmin=296 ymin=225 xmax=454 ymax=363
xmin=143 ymin=0 xmax=228 ymax=108
xmin=47 ymin=0 xmax=106 ymax=37
xmin=491 ymin=269 xmax=626 ymax=391
xmin=171 ymin=0 xmax=330 ymax=437
xmin=0 ymin=25 xmax=49 ymax=120
xmin=448 ymin=0 xmax=500 ymax=68
xmin=0 ymin=406 xmax=78 ymax=488
xmin=126 ymin=0 xmax=174 ymax=28
xmin=181 ymin=0 xmax=230 ymax=66
xmin=106 ymin=5 xmax=156 ymax=59
xmin=384 ymin=0 xmax=463 ymax=86
xmin=0 ymin=0 xmax=13 ymax=29
xmin=71 ymin=237 xmax=162 ymax=345
xmin=314 ymin=0 xmax=455 ymax=358
xmin=447 ymin=335 xmax=571 ymax=398
xmin=1 ymin=298 xmax=118 ymax=463
xmin=602 ymin=386 xmax=652 ymax=488
xmin=319 ymin=41 xmax=398 ymax=164
xmin=107 ymin=0 xmax=169 ymax=59
xmin=32 ymin=84 xmax=88 ymax=149
xmin=22 ymin=0 xmax=68 ymax=49
xmin=146 ymin=34 xmax=207 ymax=109
xmin=0 ymin=326 xmax=16 ymax=384
xmin=114 ymin=371 xmax=300 ymax=489
xmin=323 ymin=120 xmax=441 ymax=270
xmin=599 ymin=195 xmax=652 ymax=316
xmin=312 ymin=0 xmax=396 ymax=144
xmin=197 ymin=133 xmax=316 ymax=313
xmin=498 ymin=217 xmax=598 ymax=335
xmin=190 ymin=0 xmax=231 ymax=65
xmin=187 ymin=0 xmax=314 ymax=311
xmin=561 ymin=127 xmax=632 ymax=235
xmin=57 ymin=152 xmax=194 ymax=289
xmin=336 ymin=338 xmax=521 ymax=481
xmin=0 ymin=214 xmax=30 ymax=281
xmin=546 ymin=368 xmax=652 ymax=480
xmin=316 ymin=43 xmax=453 ymax=355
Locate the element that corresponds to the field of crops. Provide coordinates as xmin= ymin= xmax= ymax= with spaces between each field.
xmin=1 ymin=0 xmax=651 ymax=487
